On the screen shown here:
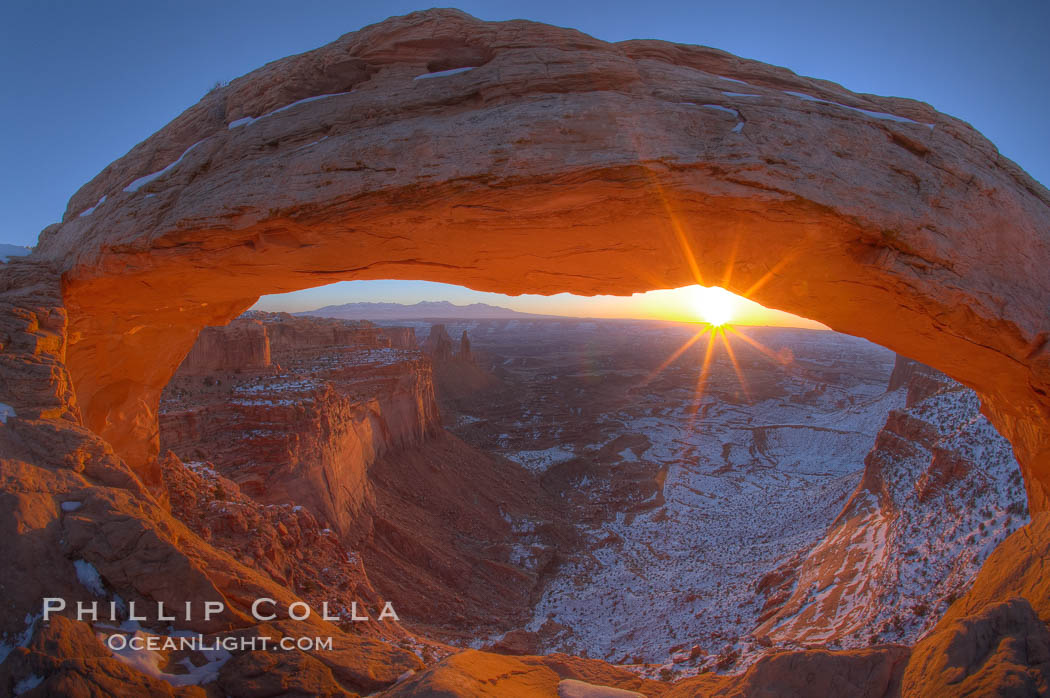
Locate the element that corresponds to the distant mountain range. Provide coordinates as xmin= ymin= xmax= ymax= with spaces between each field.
xmin=298 ymin=300 xmax=556 ymax=321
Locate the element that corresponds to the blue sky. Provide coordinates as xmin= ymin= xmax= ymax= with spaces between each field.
xmin=2 ymin=1 xmax=1046 ymax=319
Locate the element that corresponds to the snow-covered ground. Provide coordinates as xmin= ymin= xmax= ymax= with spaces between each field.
xmin=522 ymin=367 xmax=903 ymax=667
xmin=443 ymin=321 xmax=1024 ymax=677
xmin=757 ymin=374 xmax=1027 ymax=652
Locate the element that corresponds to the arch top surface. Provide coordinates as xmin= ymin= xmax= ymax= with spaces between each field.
xmin=26 ymin=9 xmax=1050 ymax=507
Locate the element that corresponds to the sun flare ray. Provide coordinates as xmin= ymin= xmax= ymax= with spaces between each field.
xmin=742 ymin=252 xmax=798 ymax=300
xmin=644 ymin=326 xmax=710 ymax=384
xmin=719 ymin=330 xmax=752 ymax=403
xmin=689 ymin=329 xmax=719 ymax=415
xmin=727 ymin=326 xmax=791 ymax=367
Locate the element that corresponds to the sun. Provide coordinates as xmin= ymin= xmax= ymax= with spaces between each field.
xmin=690 ymin=286 xmax=736 ymax=327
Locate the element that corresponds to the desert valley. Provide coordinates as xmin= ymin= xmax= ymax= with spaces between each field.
xmin=1 ymin=7 xmax=1049 ymax=697
xmin=148 ymin=307 xmax=1029 ymax=683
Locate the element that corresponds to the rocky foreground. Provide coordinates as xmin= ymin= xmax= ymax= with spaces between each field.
xmin=8 ymin=309 xmax=1029 ymax=695
xmin=2 ymin=266 xmax=1049 ymax=695
xmin=2 ymin=6 xmax=1050 ymax=696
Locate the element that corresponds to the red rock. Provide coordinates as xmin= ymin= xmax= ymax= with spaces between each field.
xmin=887 ymin=355 xmax=953 ymax=408
xmin=754 ymin=358 xmax=1026 ymax=648
xmin=666 ymin=645 xmax=910 ymax=697
xmin=381 ymin=327 xmax=417 ymax=350
xmin=159 ymin=315 xmax=569 ymax=644
xmin=936 ymin=512 xmax=1050 ymax=626
xmin=457 ymin=331 xmax=472 ymax=363
xmin=2 ymin=8 xmax=1050 ymax=697
xmin=423 ymin=324 xmax=455 ymax=362
xmin=159 ymin=312 xmax=440 ymax=538
xmin=263 ymin=312 xmax=390 ymax=358
xmin=0 ymin=616 xmax=207 ymax=697
xmin=176 ymin=318 xmax=271 ymax=375
xmin=903 ymin=597 xmax=1050 ymax=696
xmin=383 ymin=650 xmax=561 ymax=697
xmin=217 ymin=648 xmax=357 ymax=697
xmin=18 ymin=10 xmax=1045 ymax=515
xmin=382 ymin=650 xmax=666 ymax=697
xmin=915 ymin=448 xmax=972 ymax=502
xmin=359 ymin=431 xmax=573 ymax=640
xmin=157 ymin=453 xmax=397 ymax=641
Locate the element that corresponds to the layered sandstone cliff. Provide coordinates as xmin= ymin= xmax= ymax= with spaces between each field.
xmin=422 ymin=324 xmax=455 ymax=362
xmin=177 ymin=318 xmax=271 ymax=375
xmin=755 ymin=356 xmax=1028 ymax=648
xmin=380 ymin=326 xmax=418 ymax=350
xmin=160 ymin=312 xmax=567 ymax=645
xmin=160 ymin=312 xmax=439 ymax=539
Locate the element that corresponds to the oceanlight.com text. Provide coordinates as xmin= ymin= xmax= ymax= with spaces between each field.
xmin=105 ymin=633 xmax=334 ymax=652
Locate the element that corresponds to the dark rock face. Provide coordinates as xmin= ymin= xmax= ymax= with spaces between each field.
xmin=888 ymin=355 xmax=951 ymax=407
xmin=904 ymin=597 xmax=1050 ymax=697
xmin=668 ymin=645 xmax=911 ymax=698
xmin=458 ymin=331 xmax=472 ymax=362
xmin=423 ymin=324 xmax=455 ymax=362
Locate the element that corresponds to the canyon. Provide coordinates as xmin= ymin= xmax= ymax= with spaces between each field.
xmin=158 ymin=312 xmax=569 ymax=644
xmin=58 ymin=308 xmax=1027 ymax=693
xmin=159 ymin=313 xmax=439 ymax=540
xmin=402 ymin=319 xmax=1028 ymax=673
xmin=1 ymin=7 xmax=1049 ymax=697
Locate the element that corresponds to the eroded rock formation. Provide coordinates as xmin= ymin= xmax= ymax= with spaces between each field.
xmin=380 ymin=326 xmax=417 ymax=350
xmin=177 ymin=318 xmax=271 ymax=375
xmin=421 ymin=323 xmax=500 ymax=407
xmin=158 ymin=453 xmax=401 ymax=642
xmin=755 ymin=356 xmax=1028 ymax=647
xmin=422 ymin=324 xmax=455 ymax=362
xmin=160 ymin=312 xmax=568 ymax=643
xmin=19 ymin=9 xmax=1048 ymax=515
xmin=458 ymin=330 xmax=472 ymax=363
xmin=160 ymin=313 xmax=439 ymax=538
xmin=2 ymin=7 xmax=1050 ymax=697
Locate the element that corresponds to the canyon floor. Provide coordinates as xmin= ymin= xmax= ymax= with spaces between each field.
xmin=445 ymin=322 xmax=902 ymax=664
xmin=399 ymin=319 xmax=1025 ymax=676
xmin=153 ymin=311 xmax=1028 ymax=684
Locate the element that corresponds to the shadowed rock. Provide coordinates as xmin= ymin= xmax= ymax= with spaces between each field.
xmin=903 ymin=597 xmax=1050 ymax=697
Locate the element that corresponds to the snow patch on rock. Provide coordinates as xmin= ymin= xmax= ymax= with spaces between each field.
xmin=414 ymin=66 xmax=475 ymax=80
xmin=124 ymin=141 xmax=204 ymax=192
xmin=73 ymin=559 xmax=106 ymax=596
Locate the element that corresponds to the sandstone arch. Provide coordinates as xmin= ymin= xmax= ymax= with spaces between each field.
xmin=31 ymin=9 xmax=1050 ymax=513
